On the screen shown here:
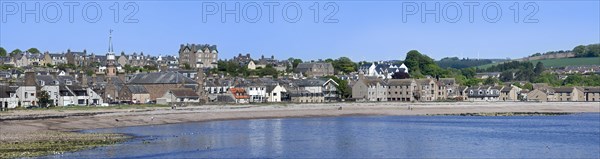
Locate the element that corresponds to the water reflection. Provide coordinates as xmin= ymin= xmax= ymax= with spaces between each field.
xmin=45 ymin=113 xmax=600 ymax=159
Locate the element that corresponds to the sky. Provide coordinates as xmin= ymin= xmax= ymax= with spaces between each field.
xmin=1 ymin=0 xmax=599 ymax=61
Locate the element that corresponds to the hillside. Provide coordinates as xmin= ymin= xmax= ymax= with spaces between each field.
xmin=477 ymin=57 xmax=600 ymax=69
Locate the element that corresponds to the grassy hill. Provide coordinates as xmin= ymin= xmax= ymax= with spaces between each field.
xmin=477 ymin=57 xmax=600 ymax=69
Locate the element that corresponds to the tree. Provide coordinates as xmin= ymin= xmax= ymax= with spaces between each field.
xmin=182 ymin=63 xmax=191 ymax=70
xmin=404 ymin=50 xmax=443 ymax=78
xmin=330 ymin=57 xmax=357 ymax=74
xmin=10 ymin=49 xmax=22 ymax=55
xmin=37 ymin=91 xmax=52 ymax=107
xmin=483 ymin=77 xmax=499 ymax=85
xmin=500 ymin=71 xmax=513 ymax=82
xmin=292 ymin=59 xmax=303 ymax=70
xmin=523 ymin=83 xmax=533 ymax=90
xmin=325 ymin=76 xmax=350 ymax=99
xmin=391 ymin=71 xmax=410 ymax=79
xmin=0 ymin=47 xmax=6 ymax=57
xmin=534 ymin=62 xmax=545 ymax=76
xmin=27 ymin=48 xmax=41 ymax=54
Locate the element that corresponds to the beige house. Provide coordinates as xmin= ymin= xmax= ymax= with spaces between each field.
xmin=415 ymin=79 xmax=438 ymax=101
xmin=553 ymin=87 xmax=584 ymax=102
xmin=526 ymin=87 xmax=558 ymax=102
xmin=386 ymin=79 xmax=417 ymax=102
xmin=500 ymin=85 xmax=520 ymax=101
xmin=583 ymin=87 xmax=600 ymax=102
xmin=352 ymin=78 xmax=387 ymax=102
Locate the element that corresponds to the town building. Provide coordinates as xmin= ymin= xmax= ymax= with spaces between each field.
xmin=178 ymin=44 xmax=218 ymax=69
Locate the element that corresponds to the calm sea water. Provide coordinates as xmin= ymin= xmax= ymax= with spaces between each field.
xmin=44 ymin=113 xmax=600 ymax=158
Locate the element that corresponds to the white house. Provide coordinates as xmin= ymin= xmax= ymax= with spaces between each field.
xmin=266 ymin=84 xmax=287 ymax=102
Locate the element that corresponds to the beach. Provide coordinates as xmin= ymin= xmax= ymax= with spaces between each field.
xmin=1 ymin=102 xmax=599 ymax=158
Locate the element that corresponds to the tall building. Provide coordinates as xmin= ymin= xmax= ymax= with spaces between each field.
xmin=178 ymin=44 xmax=218 ymax=69
xmin=106 ymin=30 xmax=117 ymax=77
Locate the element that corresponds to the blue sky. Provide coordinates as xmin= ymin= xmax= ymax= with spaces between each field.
xmin=1 ymin=1 xmax=599 ymax=61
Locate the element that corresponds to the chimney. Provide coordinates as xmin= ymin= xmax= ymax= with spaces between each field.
xmin=91 ymin=73 xmax=97 ymax=86
xmin=50 ymin=70 xmax=58 ymax=78
xmin=80 ymin=71 xmax=88 ymax=88
xmin=358 ymin=71 xmax=365 ymax=80
xmin=160 ymin=63 xmax=168 ymax=72
xmin=118 ymin=73 xmax=126 ymax=82
xmin=24 ymin=71 xmax=36 ymax=86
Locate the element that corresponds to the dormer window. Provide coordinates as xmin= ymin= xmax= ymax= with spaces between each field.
xmin=479 ymin=90 xmax=483 ymax=95
xmin=66 ymin=80 xmax=72 ymax=85
xmin=40 ymin=80 xmax=45 ymax=86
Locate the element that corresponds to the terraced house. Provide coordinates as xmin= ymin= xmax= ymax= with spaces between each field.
xmin=178 ymin=44 xmax=219 ymax=69
xmin=386 ymin=79 xmax=417 ymax=102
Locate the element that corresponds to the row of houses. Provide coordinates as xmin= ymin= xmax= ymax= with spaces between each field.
xmin=350 ymin=74 xmax=522 ymax=102
xmin=526 ymin=87 xmax=600 ymax=102
xmin=203 ymin=77 xmax=340 ymax=104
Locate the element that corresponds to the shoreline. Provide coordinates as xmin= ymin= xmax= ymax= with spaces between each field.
xmin=1 ymin=102 xmax=599 ymax=158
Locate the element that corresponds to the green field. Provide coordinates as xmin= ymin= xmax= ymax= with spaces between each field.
xmin=476 ymin=57 xmax=600 ymax=69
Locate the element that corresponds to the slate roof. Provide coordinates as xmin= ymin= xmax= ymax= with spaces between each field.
xmin=553 ymin=87 xmax=575 ymax=93
xmin=386 ymin=79 xmax=415 ymax=86
xmin=127 ymin=85 xmax=148 ymax=94
xmin=0 ymin=85 xmax=17 ymax=98
xmin=128 ymin=72 xmax=196 ymax=84
xmin=170 ymin=88 xmax=199 ymax=98
xmin=584 ymin=87 xmax=600 ymax=93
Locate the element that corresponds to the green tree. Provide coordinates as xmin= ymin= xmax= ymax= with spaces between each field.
xmin=483 ymin=77 xmax=499 ymax=85
xmin=10 ymin=49 xmax=22 ymax=55
xmin=325 ymin=76 xmax=350 ymax=99
xmin=534 ymin=62 xmax=545 ymax=76
xmin=0 ymin=47 xmax=6 ymax=57
xmin=523 ymin=83 xmax=533 ymax=90
xmin=330 ymin=57 xmax=357 ymax=74
xmin=27 ymin=48 xmax=41 ymax=54
xmin=404 ymin=50 xmax=442 ymax=78
xmin=182 ymin=63 xmax=191 ymax=70
xmin=37 ymin=90 xmax=52 ymax=107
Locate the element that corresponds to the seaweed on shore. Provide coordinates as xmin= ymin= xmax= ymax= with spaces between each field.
xmin=428 ymin=112 xmax=574 ymax=116
xmin=0 ymin=132 xmax=129 ymax=158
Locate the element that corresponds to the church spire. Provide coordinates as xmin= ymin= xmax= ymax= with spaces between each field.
xmin=108 ymin=29 xmax=114 ymax=53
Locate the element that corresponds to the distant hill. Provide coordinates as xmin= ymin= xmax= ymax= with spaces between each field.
xmin=436 ymin=57 xmax=509 ymax=69
xmin=477 ymin=57 xmax=600 ymax=69
xmin=476 ymin=43 xmax=599 ymax=69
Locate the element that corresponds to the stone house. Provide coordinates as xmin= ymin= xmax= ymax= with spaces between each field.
xmin=386 ymin=79 xmax=417 ymax=102
xmin=117 ymin=52 xmax=129 ymax=67
xmin=415 ymin=79 xmax=438 ymax=101
xmin=583 ymin=87 xmax=600 ymax=102
xmin=159 ymin=88 xmax=200 ymax=104
xmin=0 ymin=85 xmax=19 ymax=109
xmin=553 ymin=87 xmax=584 ymax=102
xmin=127 ymin=71 xmax=198 ymax=100
xmin=527 ymin=88 xmax=555 ymax=102
xmin=178 ymin=44 xmax=219 ymax=69
xmin=352 ymin=77 xmax=388 ymax=102
xmin=65 ymin=50 xmax=87 ymax=67
xmin=16 ymin=71 xmax=37 ymax=107
xmin=118 ymin=85 xmax=150 ymax=104
xmin=466 ymin=86 xmax=501 ymax=102
xmin=295 ymin=62 xmax=334 ymax=77
xmin=289 ymin=90 xmax=324 ymax=103
xmin=500 ymin=85 xmax=520 ymax=101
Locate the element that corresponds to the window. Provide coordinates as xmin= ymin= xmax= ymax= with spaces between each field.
xmin=273 ymin=93 xmax=277 ymax=96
